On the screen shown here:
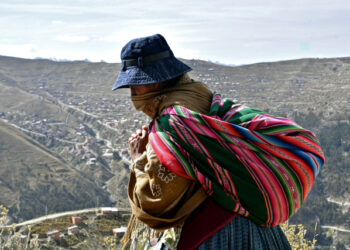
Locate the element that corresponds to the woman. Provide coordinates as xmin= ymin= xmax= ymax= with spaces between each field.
xmin=112 ymin=34 xmax=324 ymax=249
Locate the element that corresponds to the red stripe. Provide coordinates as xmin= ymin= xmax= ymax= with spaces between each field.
xmin=149 ymin=131 xmax=193 ymax=180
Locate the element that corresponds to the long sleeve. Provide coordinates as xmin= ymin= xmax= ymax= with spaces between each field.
xmin=128 ymin=142 xmax=207 ymax=230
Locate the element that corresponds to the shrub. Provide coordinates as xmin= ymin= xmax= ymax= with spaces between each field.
xmin=281 ymin=222 xmax=317 ymax=250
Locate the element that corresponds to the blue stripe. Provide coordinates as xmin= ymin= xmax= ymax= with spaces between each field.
xmin=292 ymin=150 xmax=319 ymax=178
xmin=231 ymin=123 xmax=263 ymax=143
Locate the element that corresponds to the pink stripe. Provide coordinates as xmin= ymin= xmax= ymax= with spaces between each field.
xmin=231 ymin=144 xmax=289 ymax=224
xmin=223 ymin=105 xmax=247 ymax=121
xmin=264 ymin=154 xmax=300 ymax=210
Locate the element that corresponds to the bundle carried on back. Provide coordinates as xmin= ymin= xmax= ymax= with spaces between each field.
xmin=150 ymin=92 xmax=325 ymax=227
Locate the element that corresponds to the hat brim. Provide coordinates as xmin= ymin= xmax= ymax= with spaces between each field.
xmin=112 ymin=57 xmax=192 ymax=90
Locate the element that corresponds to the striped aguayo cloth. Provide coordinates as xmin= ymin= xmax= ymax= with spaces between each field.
xmin=149 ymin=92 xmax=325 ymax=227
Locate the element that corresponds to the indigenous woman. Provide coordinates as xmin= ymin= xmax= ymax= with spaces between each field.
xmin=112 ymin=34 xmax=325 ymax=249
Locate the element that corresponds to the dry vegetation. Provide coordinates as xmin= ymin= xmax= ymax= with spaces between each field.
xmin=0 ymin=204 xmax=131 ymax=249
xmin=1 ymin=203 xmax=320 ymax=250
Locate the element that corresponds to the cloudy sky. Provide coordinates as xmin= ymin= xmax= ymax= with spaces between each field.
xmin=0 ymin=0 xmax=349 ymax=65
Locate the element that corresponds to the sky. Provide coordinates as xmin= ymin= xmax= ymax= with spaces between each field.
xmin=0 ymin=0 xmax=349 ymax=65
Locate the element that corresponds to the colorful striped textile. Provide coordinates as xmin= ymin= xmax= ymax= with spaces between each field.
xmin=149 ymin=92 xmax=325 ymax=227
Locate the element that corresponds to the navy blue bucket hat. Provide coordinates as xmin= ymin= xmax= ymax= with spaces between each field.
xmin=112 ymin=34 xmax=192 ymax=90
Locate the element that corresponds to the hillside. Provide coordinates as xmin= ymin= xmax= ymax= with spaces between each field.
xmin=0 ymin=119 xmax=112 ymax=221
xmin=0 ymin=207 xmax=131 ymax=249
xmin=0 ymin=55 xmax=349 ymax=247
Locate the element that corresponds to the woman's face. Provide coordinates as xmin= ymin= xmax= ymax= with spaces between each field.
xmin=130 ymin=83 xmax=161 ymax=96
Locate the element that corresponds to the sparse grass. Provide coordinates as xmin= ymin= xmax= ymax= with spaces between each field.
xmin=30 ymin=216 xmax=73 ymax=235
xmin=95 ymin=218 xmax=121 ymax=234
xmin=281 ymin=222 xmax=317 ymax=250
xmin=1 ymin=205 xmax=130 ymax=249
xmin=1 ymin=205 xmax=34 ymax=249
xmin=102 ymin=235 xmax=118 ymax=250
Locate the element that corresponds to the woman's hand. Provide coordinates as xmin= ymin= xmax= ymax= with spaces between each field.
xmin=129 ymin=125 xmax=149 ymax=161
